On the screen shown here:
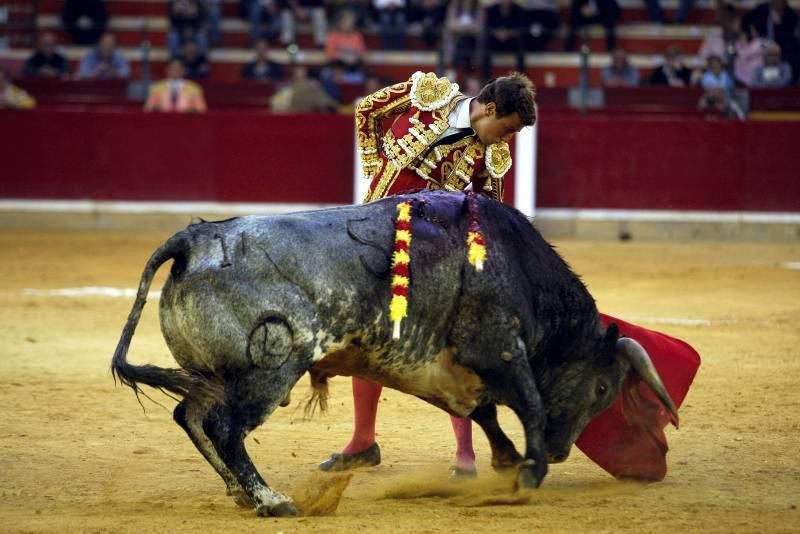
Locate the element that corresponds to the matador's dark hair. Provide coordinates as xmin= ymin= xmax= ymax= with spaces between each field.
xmin=476 ymin=72 xmax=537 ymax=126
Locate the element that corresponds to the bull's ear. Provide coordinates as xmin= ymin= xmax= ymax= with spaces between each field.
xmin=602 ymin=323 xmax=620 ymax=363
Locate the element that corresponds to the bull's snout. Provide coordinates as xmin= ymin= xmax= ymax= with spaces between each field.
xmin=548 ymin=452 xmax=570 ymax=464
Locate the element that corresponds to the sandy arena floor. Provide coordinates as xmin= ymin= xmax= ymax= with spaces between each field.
xmin=1 ymin=230 xmax=799 ymax=532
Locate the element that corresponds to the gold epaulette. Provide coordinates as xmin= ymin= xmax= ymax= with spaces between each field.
xmin=485 ymin=142 xmax=512 ymax=179
xmin=409 ymin=71 xmax=460 ymax=112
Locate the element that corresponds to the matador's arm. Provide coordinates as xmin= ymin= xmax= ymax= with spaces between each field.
xmin=355 ymin=78 xmax=414 ymax=180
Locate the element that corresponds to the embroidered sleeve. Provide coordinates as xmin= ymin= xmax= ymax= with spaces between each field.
xmin=355 ymin=78 xmax=415 ymax=180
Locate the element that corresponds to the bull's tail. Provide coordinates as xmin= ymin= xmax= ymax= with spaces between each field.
xmin=111 ymin=234 xmax=224 ymax=404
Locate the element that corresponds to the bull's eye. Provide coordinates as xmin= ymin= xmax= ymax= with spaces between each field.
xmin=595 ymin=382 xmax=608 ymax=399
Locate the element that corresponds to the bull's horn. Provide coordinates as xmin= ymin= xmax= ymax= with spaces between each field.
xmin=617 ymin=337 xmax=680 ymax=427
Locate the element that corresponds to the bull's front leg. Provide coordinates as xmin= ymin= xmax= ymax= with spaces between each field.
xmin=504 ymin=348 xmax=549 ymax=490
xmin=470 ymin=403 xmax=523 ymax=471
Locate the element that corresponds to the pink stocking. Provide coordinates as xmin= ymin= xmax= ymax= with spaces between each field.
xmin=450 ymin=415 xmax=476 ymax=469
xmin=342 ymin=376 xmax=383 ymax=454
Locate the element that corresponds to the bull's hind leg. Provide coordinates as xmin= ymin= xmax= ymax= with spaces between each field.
xmin=173 ymin=400 xmax=253 ymax=508
xmin=470 ymin=403 xmax=523 ymax=471
xmin=203 ymin=367 xmax=305 ymax=517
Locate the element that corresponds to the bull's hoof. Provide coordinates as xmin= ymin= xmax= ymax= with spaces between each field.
xmin=319 ymin=443 xmax=381 ymax=472
xmin=256 ymin=500 xmax=299 ymax=517
xmin=514 ymin=459 xmax=547 ymax=491
xmin=229 ymin=487 xmax=254 ymax=509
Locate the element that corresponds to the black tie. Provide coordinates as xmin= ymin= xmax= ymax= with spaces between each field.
xmin=432 ymin=128 xmax=473 ymax=148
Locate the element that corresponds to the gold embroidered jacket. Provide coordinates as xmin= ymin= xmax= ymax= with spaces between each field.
xmin=356 ymin=71 xmax=512 ymax=202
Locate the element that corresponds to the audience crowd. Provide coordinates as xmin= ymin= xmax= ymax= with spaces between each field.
xmin=3 ymin=0 xmax=799 ymax=116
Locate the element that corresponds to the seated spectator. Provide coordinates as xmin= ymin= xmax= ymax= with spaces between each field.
xmin=565 ymin=0 xmax=619 ymax=52
xmin=602 ymin=48 xmax=639 ymax=87
xmin=325 ymin=10 xmax=367 ymax=80
xmin=645 ymin=0 xmax=694 ymax=24
xmin=249 ymin=0 xmax=282 ymax=44
xmin=408 ymin=0 xmax=447 ymax=48
xmin=241 ymin=38 xmax=284 ymax=81
xmin=0 ymin=66 xmax=36 ymax=110
xmin=168 ymin=0 xmax=210 ymax=56
xmin=742 ymin=0 xmax=800 ymax=84
xmin=23 ymin=32 xmax=70 ymax=79
xmin=482 ymin=0 xmax=526 ymax=80
xmin=751 ymin=42 xmax=793 ymax=87
xmin=373 ymin=0 xmax=407 ymax=50
xmin=649 ymin=46 xmax=693 ymax=87
xmin=203 ymin=0 xmax=222 ymax=47
xmin=75 ymin=33 xmax=131 ymax=80
xmin=462 ymin=74 xmax=482 ymax=95
xmin=271 ymin=65 xmax=339 ymax=113
xmin=441 ymin=0 xmax=486 ymax=80
xmin=177 ymin=40 xmax=211 ymax=80
xmin=699 ymin=4 xmax=766 ymax=87
xmin=282 ymin=0 xmax=328 ymax=47
xmin=698 ymin=54 xmax=734 ymax=114
xmin=521 ymin=0 xmax=560 ymax=52
xmin=144 ymin=59 xmax=208 ymax=113
xmin=61 ymin=0 xmax=108 ymax=46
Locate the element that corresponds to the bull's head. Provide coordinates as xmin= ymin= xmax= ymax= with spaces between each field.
xmin=536 ymin=324 xmax=678 ymax=464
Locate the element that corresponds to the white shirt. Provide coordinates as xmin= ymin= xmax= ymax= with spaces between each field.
xmin=439 ymin=97 xmax=474 ymax=140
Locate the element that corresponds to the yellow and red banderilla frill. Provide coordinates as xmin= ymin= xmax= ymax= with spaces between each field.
xmin=389 ymin=200 xmax=413 ymax=339
xmin=466 ymin=192 xmax=487 ymax=272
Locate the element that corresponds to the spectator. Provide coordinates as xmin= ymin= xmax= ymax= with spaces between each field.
xmin=645 ymin=0 xmax=695 ymax=24
xmin=325 ymin=10 xmax=367 ymax=79
xmin=61 ymin=0 xmax=108 ymax=46
xmin=75 ymin=33 xmax=131 ymax=80
xmin=601 ymin=48 xmax=639 ymax=87
xmin=271 ymin=65 xmax=339 ymax=113
xmin=203 ymin=0 xmax=223 ymax=47
xmin=564 ymin=0 xmax=619 ymax=52
xmin=23 ymin=32 xmax=70 ymax=79
xmin=649 ymin=45 xmax=693 ymax=86
xmin=0 ymin=66 xmax=36 ymax=110
xmin=698 ymin=54 xmax=735 ymax=114
xmin=249 ymin=0 xmax=283 ymax=44
xmin=408 ymin=0 xmax=447 ymax=48
xmin=168 ymin=0 xmax=209 ymax=57
xmin=373 ymin=0 xmax=407 ymax=50
xmin=463 ymin=74 xmax=482 ymax=95
xmin=698 ymin=4 xmax=767 ymax=87
xmin=482 ymin=0 xmax=526 ymax=80
xmin=177 ymin=40 xmax=211 ymax=79
xmin=441 ymin=0 xmax=486 ymax=80
xmin=241 ymin=38 xmax=284 ymax=81
xmin=144 ymin=59 xmax=208 ymax=112
xmin=751 ymin=41 xmax=793 ymax=87
xmin=282 ymin=0 xmax=328 ymax=47
xmin=521 ymin=0 xmax=560 ymax=52
xmin=741 ymin=0 xmax=800 ymax=83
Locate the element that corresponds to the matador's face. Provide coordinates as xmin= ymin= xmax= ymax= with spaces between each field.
xmin=472 ymin=105 xmax=525 ymax=146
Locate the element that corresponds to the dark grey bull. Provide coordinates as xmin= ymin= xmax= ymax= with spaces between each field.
xmin=112 ymin=191 xmax=677 ymax=517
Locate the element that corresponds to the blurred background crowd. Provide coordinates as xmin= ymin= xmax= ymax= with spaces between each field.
xmin=1 ymin=0 xmax=799 ymax=117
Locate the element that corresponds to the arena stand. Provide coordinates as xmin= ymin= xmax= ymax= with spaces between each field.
xmin=0 ymin=0 xmax=798 ymax=239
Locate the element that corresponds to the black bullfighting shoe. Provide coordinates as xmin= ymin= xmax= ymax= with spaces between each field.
xmin=319 ymin=443 xmax=381 ymax=472
xmin=449 ymin=465 xmax=478 ymax=480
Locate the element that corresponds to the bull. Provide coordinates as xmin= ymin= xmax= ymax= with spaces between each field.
xmin=111 ymin=191 xmax=678 ymax=517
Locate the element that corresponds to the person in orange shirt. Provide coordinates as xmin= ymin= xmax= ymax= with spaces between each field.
xmin=325 ymin=9 xmax=366 ymax=80
xmin=143 ymin=59 xmax=207 ymax=113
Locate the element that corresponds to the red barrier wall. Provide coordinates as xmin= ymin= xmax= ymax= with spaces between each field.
xmin=0 ymin=109 xmax=797 ymax=212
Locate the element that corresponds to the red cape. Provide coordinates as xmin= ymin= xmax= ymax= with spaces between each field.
xmin=575 ymin=314 xmax=701 ymax=481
